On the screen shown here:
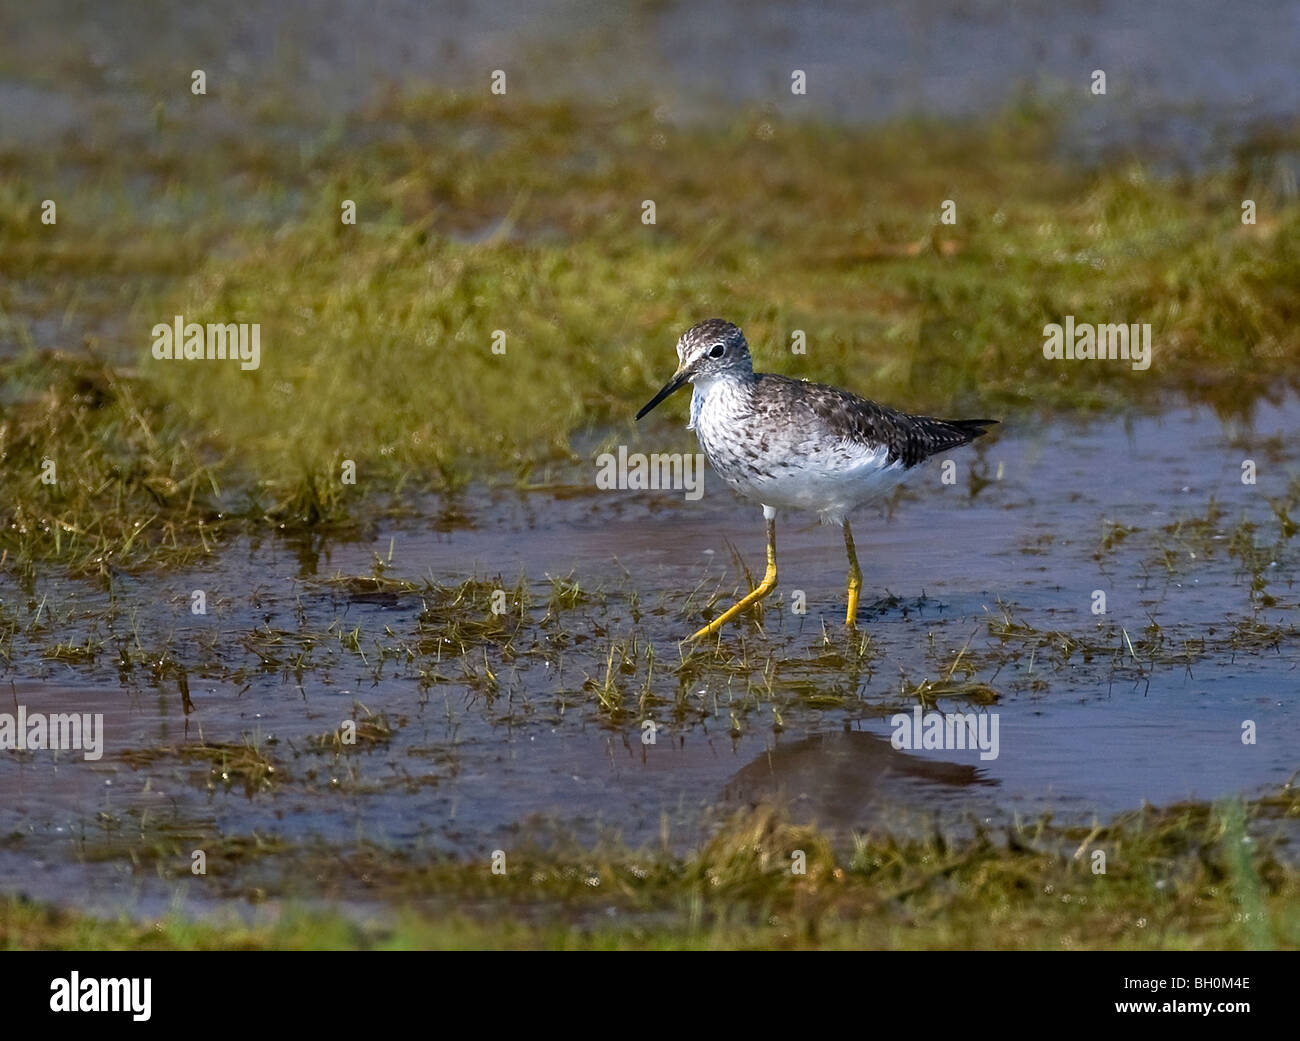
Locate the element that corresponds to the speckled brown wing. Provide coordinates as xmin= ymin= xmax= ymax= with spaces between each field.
xmin=752 ymin=374 xmax=996 ymax=468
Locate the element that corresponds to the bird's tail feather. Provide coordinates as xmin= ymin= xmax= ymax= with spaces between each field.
xmin=903 ymin=416 xmax=998 ymax=465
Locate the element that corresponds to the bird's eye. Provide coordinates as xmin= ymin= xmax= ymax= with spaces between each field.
xmin=709 ymin=343 xmax=726 ymax=359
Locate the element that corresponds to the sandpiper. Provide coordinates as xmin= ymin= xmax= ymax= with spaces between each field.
xmin=636 ymin=319 xmax=996 ymax=641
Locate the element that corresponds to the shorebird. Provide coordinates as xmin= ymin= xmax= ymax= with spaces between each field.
xmin=636 ymin=319 xmax=996 ymax=642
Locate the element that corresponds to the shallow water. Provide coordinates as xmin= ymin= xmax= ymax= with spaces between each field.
xmin=5 ymin=0 xmax=1297 ymax=166
xmin=2 ymin=395 xmax=1298 ymax=915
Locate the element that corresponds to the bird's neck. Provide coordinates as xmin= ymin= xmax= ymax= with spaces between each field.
xmin=688 ymin=371 xmax=754 ymax=430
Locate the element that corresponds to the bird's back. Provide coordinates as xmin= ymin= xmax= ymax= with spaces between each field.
xmin=749 ymin=373 xmax=995 ymax=468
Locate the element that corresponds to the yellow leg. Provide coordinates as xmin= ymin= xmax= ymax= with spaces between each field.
xmin=689 ymin=515 xmax=778 ymax=642
xmin=843 ymin=520 xmax=862 ymax=628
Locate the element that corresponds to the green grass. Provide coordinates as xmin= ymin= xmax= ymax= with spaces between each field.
xmin=5 ymin=792 xmax=1299 ymax=950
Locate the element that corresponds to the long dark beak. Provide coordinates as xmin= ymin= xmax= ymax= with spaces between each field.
xmin=635 ymin=368 xmax=689 ymax=420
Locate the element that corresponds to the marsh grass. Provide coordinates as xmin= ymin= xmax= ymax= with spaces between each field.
xmin=306 ymin=704 xmax=397 ymax=754
xmin=120 ymin=734 xmax=281 ymax=796
xmin=9 ymin=787 xmax=1299 ymax=950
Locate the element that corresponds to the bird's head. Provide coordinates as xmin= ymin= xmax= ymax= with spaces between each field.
xmin=636 ymin=319 xmax=752 ymax=420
